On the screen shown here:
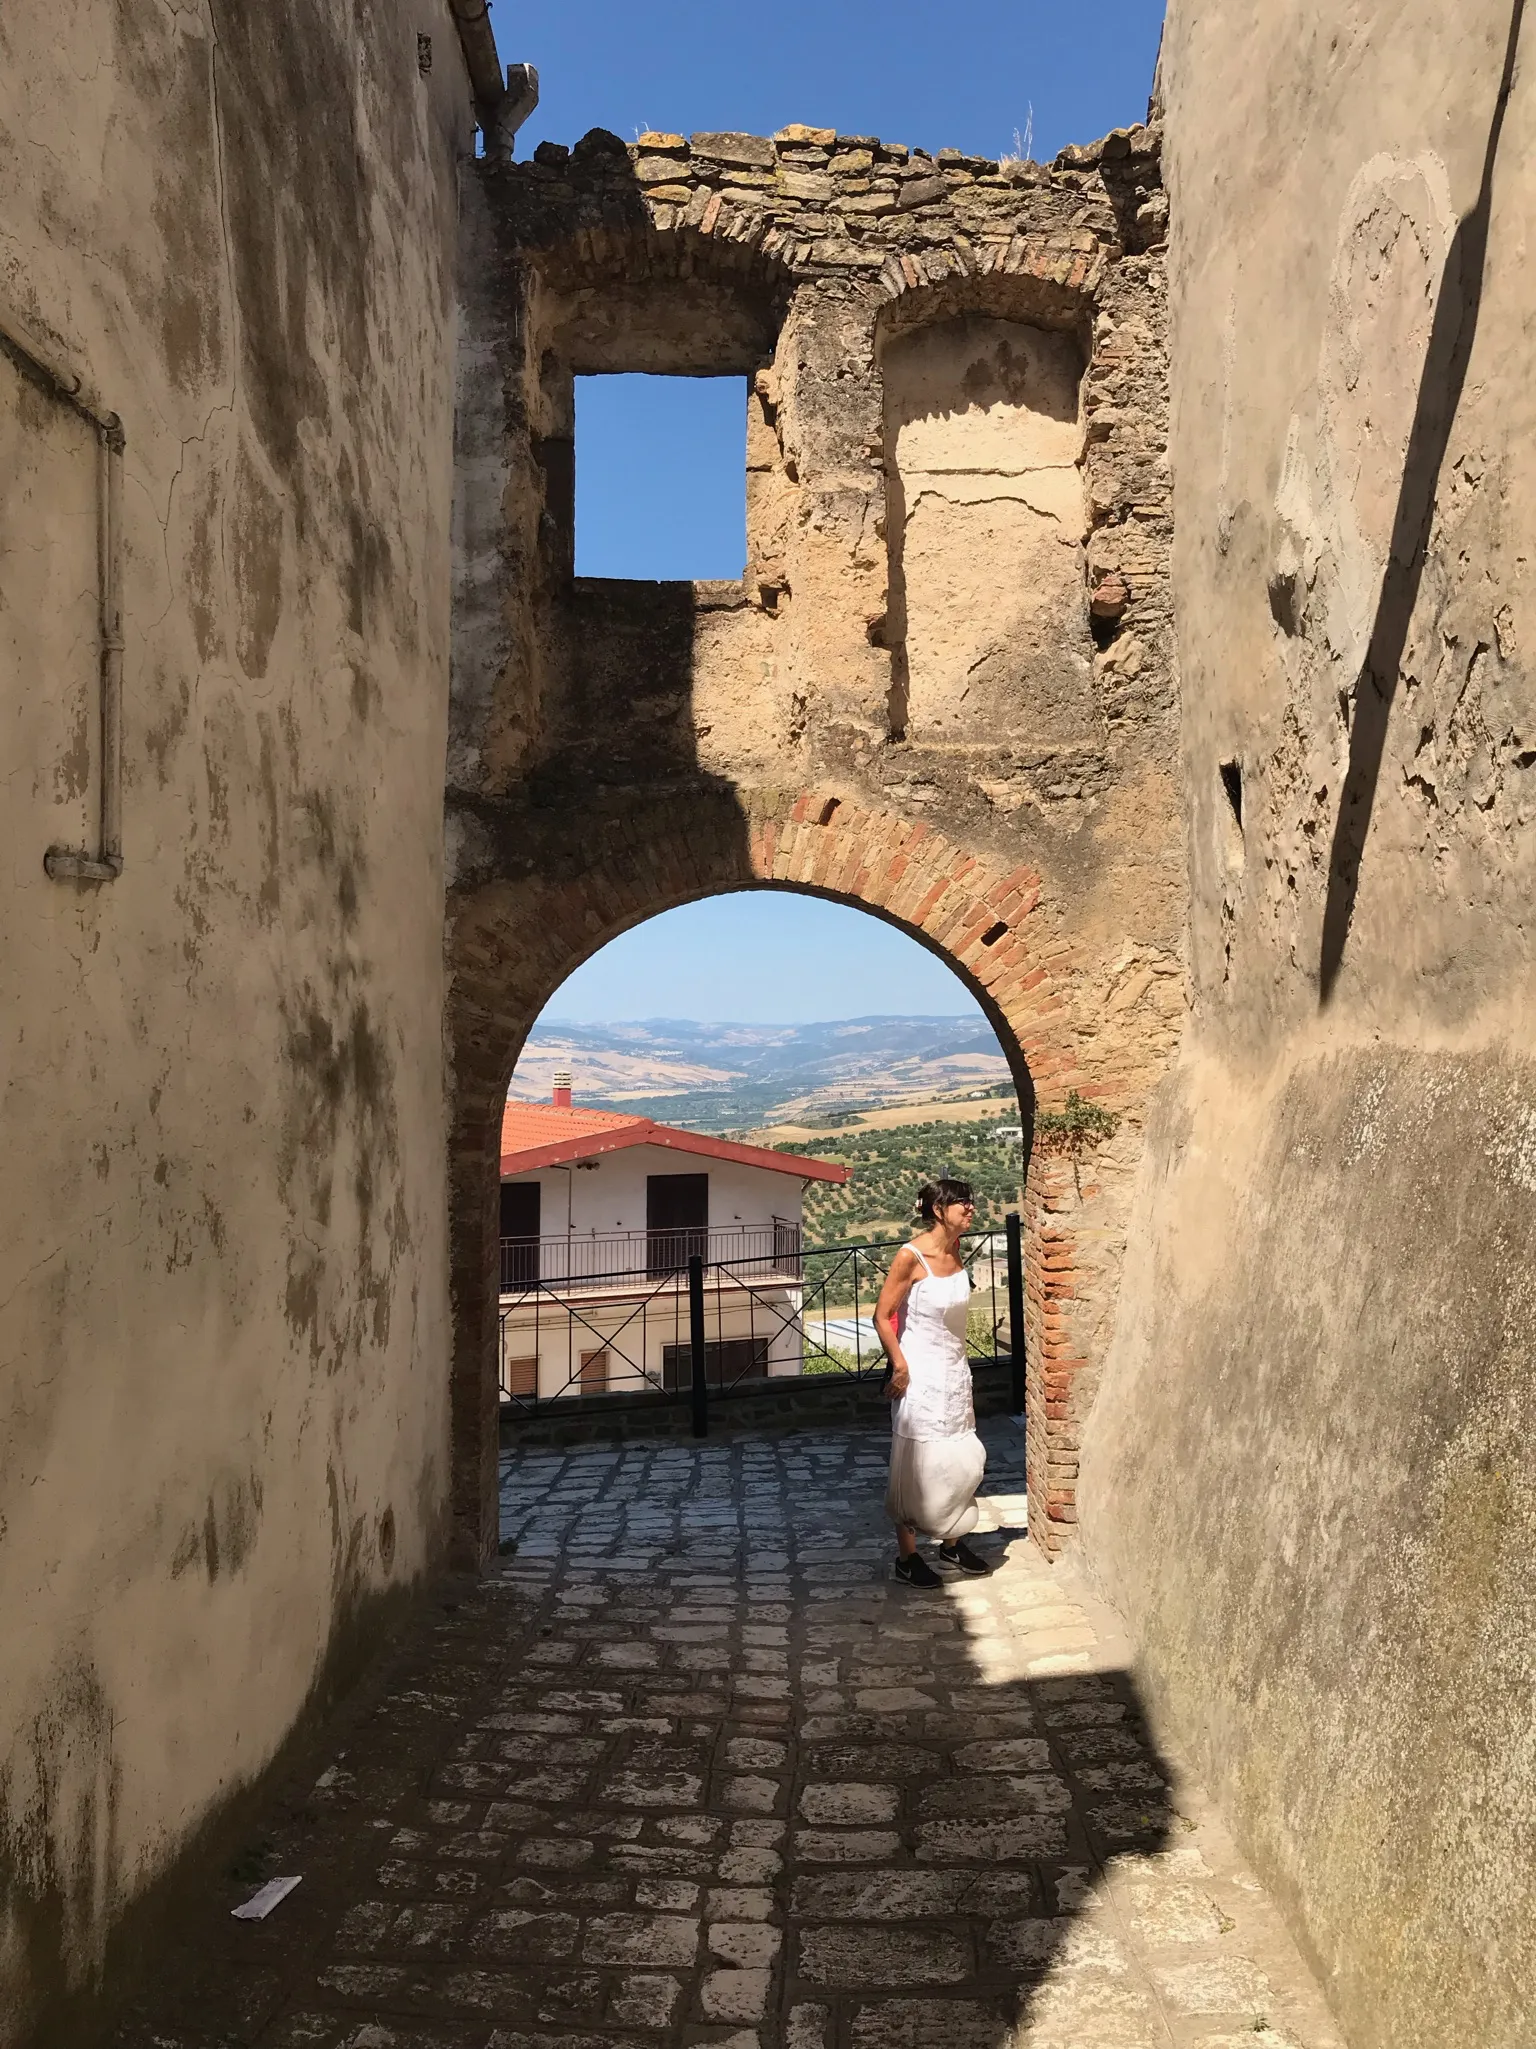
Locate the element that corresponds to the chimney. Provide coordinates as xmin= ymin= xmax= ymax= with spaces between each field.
xmin=552 ymin=1069 xmax=572 ymax=1109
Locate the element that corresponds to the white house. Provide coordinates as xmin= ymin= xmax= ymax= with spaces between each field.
xmin=498 ymin=1073 xmax=848 ymax=1401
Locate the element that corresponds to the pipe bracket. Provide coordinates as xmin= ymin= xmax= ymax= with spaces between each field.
xmin=45 ymin=847 xmax=124 ymax=883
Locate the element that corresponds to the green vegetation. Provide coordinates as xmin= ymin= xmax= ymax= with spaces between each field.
xmin=782 ymin=1098 xmax=1120 ymax=1290
xmin=967 ymin=1300 xmax=1007 ymax=1357
xmin=1034 ymin=1089 xmax=1120 ymax=1155
xmin=781 ymin=1115 xmax=1027 ymax=1245
xmin=802 ymin=1344 xmax=863 ymax=1377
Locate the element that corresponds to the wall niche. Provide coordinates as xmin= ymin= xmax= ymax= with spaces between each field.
xmin=882 ymin=314 xmax=1089 ymax=742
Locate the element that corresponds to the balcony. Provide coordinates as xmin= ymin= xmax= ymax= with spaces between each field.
xmin=499 ymin=1219 xmax=802 ymax=1298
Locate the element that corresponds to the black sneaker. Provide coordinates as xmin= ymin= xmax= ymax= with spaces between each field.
xmin=894 ymin=1551 xmax=944 ymax=1590
xmin=938 ymin=1539 xmax=993 ymax=1576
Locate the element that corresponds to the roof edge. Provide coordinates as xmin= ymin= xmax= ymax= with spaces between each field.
xmin=500 ymin=1118 xmax=848 ymax=1184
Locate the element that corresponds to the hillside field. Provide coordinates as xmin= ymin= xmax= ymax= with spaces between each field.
xmin=772 ymin=1115 xmax=1027 ymax=1247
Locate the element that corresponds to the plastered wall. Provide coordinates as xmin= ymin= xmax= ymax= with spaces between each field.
xmin=0 ymin=4 xmax=469 ymax=2035
xmin=1080 ymin=5 xmax=1536 ymax=2042
xmin=883 ymin=313 xmax=1087 ymax=740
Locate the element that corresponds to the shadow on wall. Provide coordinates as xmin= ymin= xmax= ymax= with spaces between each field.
xmin=448 ymin=133 xmax=779 ymax=1569
xmin=1318 ymin=0 xmax=1527 ymax=1002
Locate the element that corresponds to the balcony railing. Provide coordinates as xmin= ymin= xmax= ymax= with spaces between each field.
xmin=497 ymin=1223 xmax=1027 ymax=1419
xmin=500 ymin=1220 xmax=802 ymax=1296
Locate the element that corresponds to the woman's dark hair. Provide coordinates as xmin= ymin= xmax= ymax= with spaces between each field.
xmin=914 ymin=1176 xmax=974 ymax=1223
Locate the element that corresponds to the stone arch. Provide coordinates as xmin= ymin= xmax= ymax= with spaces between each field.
xmin=450 ymin=122 xmax=1185 ymax=1573
xmin=523 ymin=206 xmax=801 ymax=303
xmin=448 ymin=783 xmax=1102 ymax=1570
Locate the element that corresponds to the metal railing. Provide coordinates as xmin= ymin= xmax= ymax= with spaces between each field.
xmin=498 ymin=1214 xmax=1027 ymax=1434
xmin=500 ymin=1220 xmax=802 ymax=1294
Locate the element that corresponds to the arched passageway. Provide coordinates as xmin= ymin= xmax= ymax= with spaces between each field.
xmin=447 ymin=122 xmax=1186 ymax=1565
xmin=447 ymin=789 xmax=1177 ymax=1565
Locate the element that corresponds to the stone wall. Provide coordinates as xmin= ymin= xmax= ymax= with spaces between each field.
xmin=0 ymin=5 xmax=473 ymax=2036
xmin=447 ymin=121 xmax=1187 ymax=1564
xmin=1080 ymin=4 xmax=1536 ymax=2043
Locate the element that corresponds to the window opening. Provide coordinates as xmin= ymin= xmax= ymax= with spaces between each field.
xmin=505 ymin=1355 xmax=538 ymax=1398
xmin=575 ymin=374 xmax=746 ymax=580
xmin=662 ymin=1337 xmax=771 ymax=1391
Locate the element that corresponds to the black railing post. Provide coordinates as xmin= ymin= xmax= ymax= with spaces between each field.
xmin=1005 ymin=1210 xmax=1026 ymax=1417
xmin=689 ymin=1253 xmax=708 ymax=1439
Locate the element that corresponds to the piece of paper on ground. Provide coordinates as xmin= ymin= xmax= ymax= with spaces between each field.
xmin=231 ymin=1875 xmax=302 ymax=1920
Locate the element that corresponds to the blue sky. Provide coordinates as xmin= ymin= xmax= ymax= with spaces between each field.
xmin=541 ymin=0 xmax=1167 ymax=579
xmin=543 ymin=892 xmax=989 ymax=1025
xmin=514 ymin=0 xmax=1166 ymax=1026
xmin=506 ymin=0 xmax=1164 ymax=168
xmin=576 ymin=375 xmax=748 ymax=579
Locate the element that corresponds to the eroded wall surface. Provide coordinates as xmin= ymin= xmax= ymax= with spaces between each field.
xmin=0 ymin=5 xmax=468 ymax=2035
xmin=884 ymin=314 xmax=1088 ymax=740
xmin=1081 ymin=5 xmax=1536 ymax=2043
xmin=447 ymin=122 xmax=1188 ymax=1564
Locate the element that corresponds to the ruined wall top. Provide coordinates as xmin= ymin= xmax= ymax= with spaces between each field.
xmin=455 ymin=107 xmax=1175 ymax=851
xmin=485 ymin=119 xmax=1167 ymax=299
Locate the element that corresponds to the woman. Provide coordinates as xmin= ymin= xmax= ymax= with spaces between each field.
xmin=874 ymin=1177 xmax=993 ymax=1586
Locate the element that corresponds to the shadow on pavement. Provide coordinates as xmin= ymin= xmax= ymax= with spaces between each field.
xmin=102 ymin=1423 xmax=1338 ymax=2049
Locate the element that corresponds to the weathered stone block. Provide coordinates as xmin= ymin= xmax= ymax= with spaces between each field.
xmin=914 ymin=1815 xmax=1069 ymax=1860
xmin=691 ymin=131 xmax=777 ymax=168
xmin=582 ymin=1912 xmax=700 ymax=1966
xmin=798 ymin=1782 xmax=901 ymax=1824
xmin=798 ymin=1925 xmax=972 ymax=1987
xmin=702 ymin=1967 xmax=772 ymax=2019
xmin=708 ymin=1920 xmax=783 ymax=1967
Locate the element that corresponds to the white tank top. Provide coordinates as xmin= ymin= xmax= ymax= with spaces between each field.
xmin=892 ymin=1242 xmax=974 ymax=1440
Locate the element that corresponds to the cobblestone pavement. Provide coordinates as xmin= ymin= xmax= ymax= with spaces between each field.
xmin=114 ymin=1422 xmax=1346 ymax=2049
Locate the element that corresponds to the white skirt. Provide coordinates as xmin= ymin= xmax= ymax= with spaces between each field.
xmin=885 ymin=1429 xmax=986 ymax=1542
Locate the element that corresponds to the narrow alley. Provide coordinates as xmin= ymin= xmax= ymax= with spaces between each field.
xmin=112 ymin=1424 xmax=1343 ymax=2049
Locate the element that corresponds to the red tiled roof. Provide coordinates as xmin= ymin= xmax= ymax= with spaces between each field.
xmin=499 ymin=1099 xmax=847 ymax=1183
xmin=501 ymin=1100 xmax=641 ymax=1152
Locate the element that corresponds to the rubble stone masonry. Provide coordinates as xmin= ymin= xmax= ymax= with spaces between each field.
xmin=448 ymin=118 xmax=1187 ymax=1567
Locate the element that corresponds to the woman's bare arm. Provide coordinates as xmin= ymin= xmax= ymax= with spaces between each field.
xmin=874 ymin=1247 xmax=921 ymax=1399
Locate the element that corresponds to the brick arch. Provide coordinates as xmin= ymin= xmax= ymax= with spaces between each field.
xmin=447 ymin=785 xmax=1097 ymax=1569
xmin=524 ymin=205 xmax=801 ymax=303
xmin=452 ymin=123 xmax=1178 ymax=1571
xmin=872 ymin=232 xmax=1106 ymax=327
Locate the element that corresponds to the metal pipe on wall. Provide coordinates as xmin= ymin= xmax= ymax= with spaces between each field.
xmin=0 ymin=296 xmax=126 ymax=882
xmin=445 ymin=1 xmax=539 ymax=162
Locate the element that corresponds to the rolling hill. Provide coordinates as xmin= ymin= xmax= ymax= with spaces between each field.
xmin=509 ymin=1015 xmax=1014 ymax=1132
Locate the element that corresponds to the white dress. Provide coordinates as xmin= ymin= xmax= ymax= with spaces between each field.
xmin=885 ymin=1243 xmax=987 ymax=1542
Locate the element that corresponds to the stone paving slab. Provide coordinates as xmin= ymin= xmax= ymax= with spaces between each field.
xmin=109 ymin=1421 xmax=1347 ymax=2049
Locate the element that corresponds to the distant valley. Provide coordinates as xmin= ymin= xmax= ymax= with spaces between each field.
xmin=509 ymin=1016 xmax=1015 ymax=1133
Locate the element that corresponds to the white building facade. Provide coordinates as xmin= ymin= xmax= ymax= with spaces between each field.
xmin=498 ymin=1081 xmax=847 ymax=1401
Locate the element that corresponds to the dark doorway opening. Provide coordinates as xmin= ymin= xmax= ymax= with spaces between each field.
xmin=500 ymin=1179 xmax=541 ymax=1289
xmin=647 ymin=1171 xmax=709 ymax=1274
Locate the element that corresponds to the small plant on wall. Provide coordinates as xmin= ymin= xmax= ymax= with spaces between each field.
xmin=1033 ymin=1089 xmax=1120 ymax=1155
xmin=1032 ymin=1090 xmax=1120 ymax=1196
